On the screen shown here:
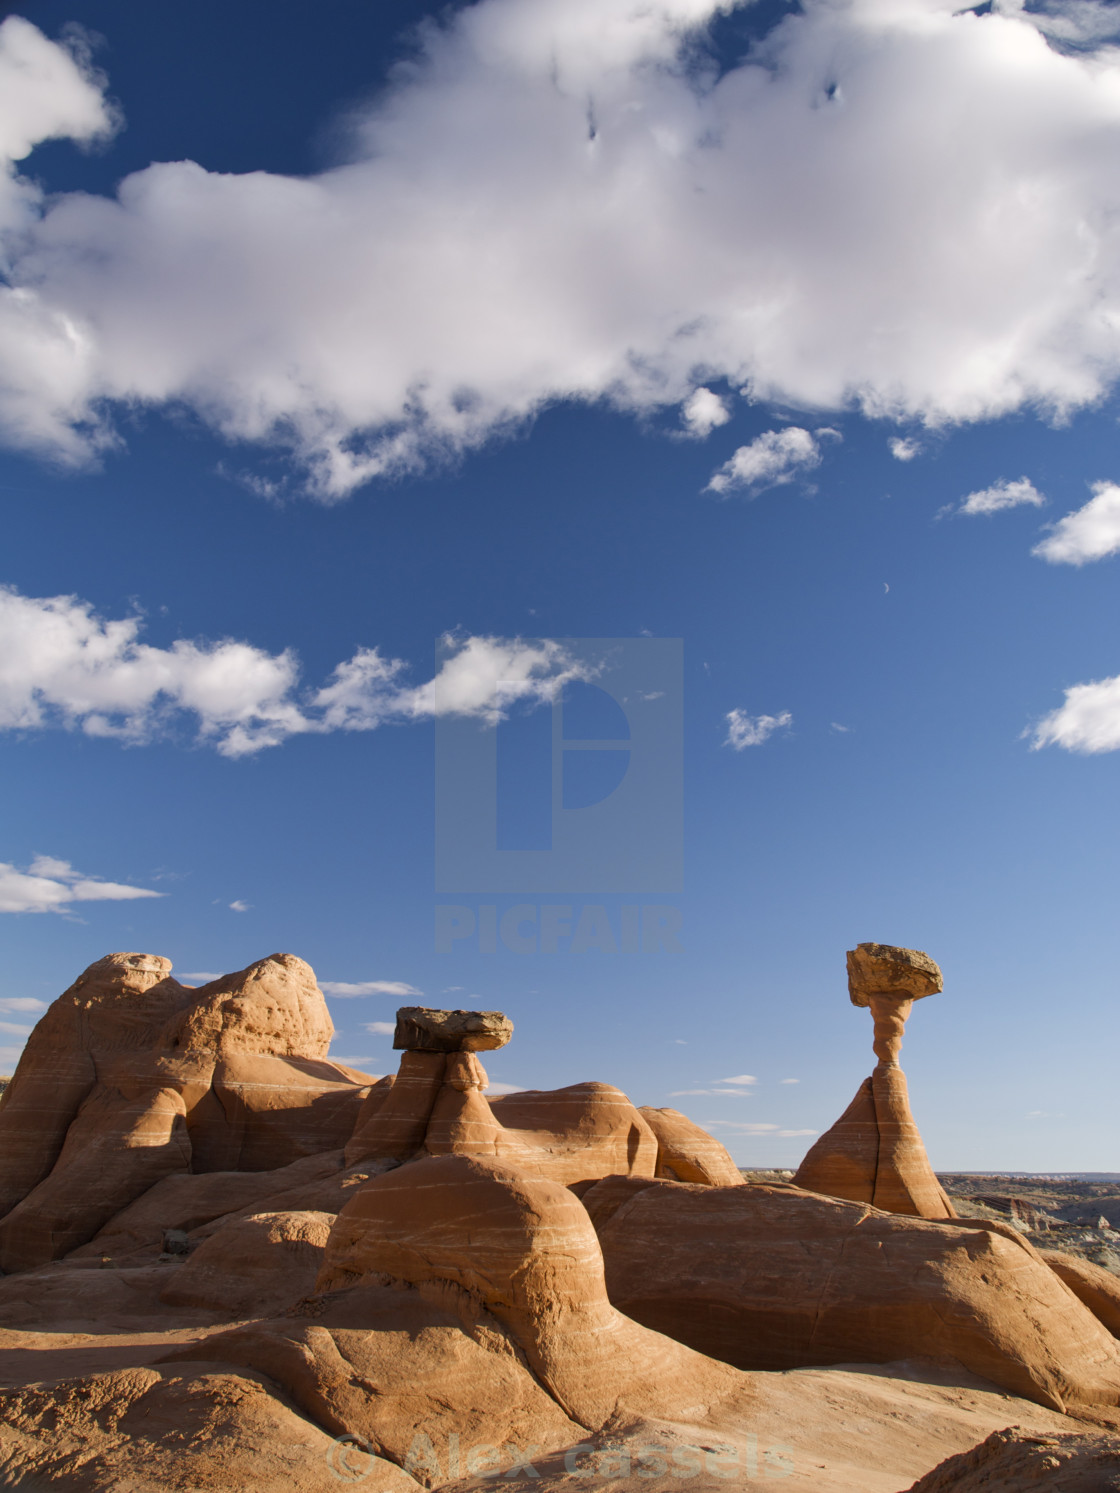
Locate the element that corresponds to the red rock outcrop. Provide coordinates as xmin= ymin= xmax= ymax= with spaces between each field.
xmin=346 ymin=1019 xmax=661 ymax=1188
xmin=795 ymin=942 xmax=956 ymax=1218
xmin=3 ymin=944 xmax=1114 ymax=1493
xmin=1041 ymin=1249 xmax=1120 ymax=1339
xmin=0 ymin=953 xmax=375 ymax=1271
xmin=638 ymin=1105 xmax=743 ymax=1185
xmin=158 ymin=1209 xmax=335 ymax=1317
xmin=0 ymin=1362 xmax=422 ymax=1492
xmin=582 ymin=1173 xmax=1120 ymax=1411
xmin=164 ymin=1279 xmax=588 ymax=1479
xmin=905 ymin=1425 xmax=1120 ymax=1492
xmin=314 ymin=1154 xmax=749 ymax=1430
xmin=68 ymin=1150 xmax=349 ymax=1261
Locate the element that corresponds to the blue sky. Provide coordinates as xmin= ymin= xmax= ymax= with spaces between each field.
xmin=2 ymin=0 xmax=1120 ymax=1169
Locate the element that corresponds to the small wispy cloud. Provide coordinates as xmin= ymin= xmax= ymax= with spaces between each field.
xmin=706 ymin=427 xmax=823 ymax=496
xmin=0 ymin=1021 xmax=32 ymax=1035
xmin=725 ymin=709 xmax=792 ymax=750
xmin=1032 ymin=481 xmax=1120 ymax=565
xmin=177 ymin=972 xmax=222 ymax=984
xmin=229 ymin=900 xmax=251 ymax=913
xmin=486 ymin=1081 xmax=527 ymax=1095
xmin=0 ymin=856 xmax=162 ymax=916
xmin=720 ymin=1074 xmax=757 ymax=1085
xmin=363 ymin=1021 xmax=397 ymax=1035
xmin=830 ymin=722 xmax=851 ymax=734
xmin=670 ymin=1087 xmax=756 ymax=1098
xmin=0 ymin=997 xmax=47 ymax=1013
xmin=780 ymin=1078 xmax=800 ymax=1085
xmin=943 ymin=476 xmax=1045 ymax=518
xmin=322 ymin=979 xmax=421 ymax=998
xmin=889 ymin=437 xmax=921 ymax=461
xmin=704 ymin=1120 xmax=817 ymax=1138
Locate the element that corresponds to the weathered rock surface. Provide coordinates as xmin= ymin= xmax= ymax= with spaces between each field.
xmin=394 ymin=1006 xmax=513 ymax=1052
xmin=158 ymin=1210 xmax=334 ymax=1317
xmin=68 ymin=1150 xmax=347 ymax=1261
xmin=433 ymin=1374 xmax=1077 ymax=1493
xmin=165 ymin=1281 xmax=587 ymax=1481
xmin=582 ymin=1174 xmax=1120 ymax=1411
xmin=848 ymin=942 xmax=943 ymax=1005
xmin=0 ymin=953 xmax=375 ymax=1270
xmin=1041 ymin=1249 xmax=1120 ymax=1339
xmin=797 ymin=1068 xmax=957 ymax=1217
xmin=314 ymin=1154 xmax=749 ymax=1431
xmin=0 ymin=1362 xmax=421 ymax=1492
xmin=638 ymin=1105 xmax=744 ymax=1186
xmin=905 ymin=1425 xmax=1120 ymax=1491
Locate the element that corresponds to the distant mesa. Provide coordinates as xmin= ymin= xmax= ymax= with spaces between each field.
xmin=0 ymin=945 xmax=1118 ymax=1491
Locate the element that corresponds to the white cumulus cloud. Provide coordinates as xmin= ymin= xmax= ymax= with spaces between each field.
xmin=0 ymin=855 xmax=161 ymax=914
xmin=706 ymin=428 xmax=822 ymax=496
xmin=322 ymin=980 xmax=421 ymax=998
xmin=6 ymin=1 xmax=1120 ymax=491
xmin=725 ymin=708 xmax=792 ymax=750
xmin=1030 ymin=673 xmax=1120 ymax=752
xmin=681 ymin=386 xmax=730 ymax=438
xmin=1032 ymin=481 xmax=1120 ymax=564
xmin=0 ymin=585 xmax=590 ymax=756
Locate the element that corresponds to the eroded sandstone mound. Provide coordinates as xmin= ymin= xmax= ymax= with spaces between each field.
xmin=1041 ymin=1250 xmax=1120 ymax=1340
xmin=0 ymin=953 xmax=375 ymax=1270
xmin=582 ymin=1173 xmax=1120 ymax=1411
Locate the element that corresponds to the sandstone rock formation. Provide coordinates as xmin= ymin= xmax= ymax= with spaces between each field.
xmin=905 ymin=1425 xmax=1120 ymax=1491
xmin=346 ymin=1008 xmax=663 ymax=1187
xmin=582 ymin=1173 xmax=1120 ymax=1411
xmin=0 ymin=953 xmax=374 ymax=1271
xmin=1041 ymin=1249 xmax=1120 ymax=1339
xmin=638 ymin=1105 xmax=744 ymax=1185
xmin=0 ymin=1362 xmax=423 ymax=1493
xmin=795 ymin=941 xmax=956 ymax=1218
xmin=1 ymin=945 xmax=1116 ymax=1493
xmin=158 ymin=1209 xmax=334 ymax=1317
